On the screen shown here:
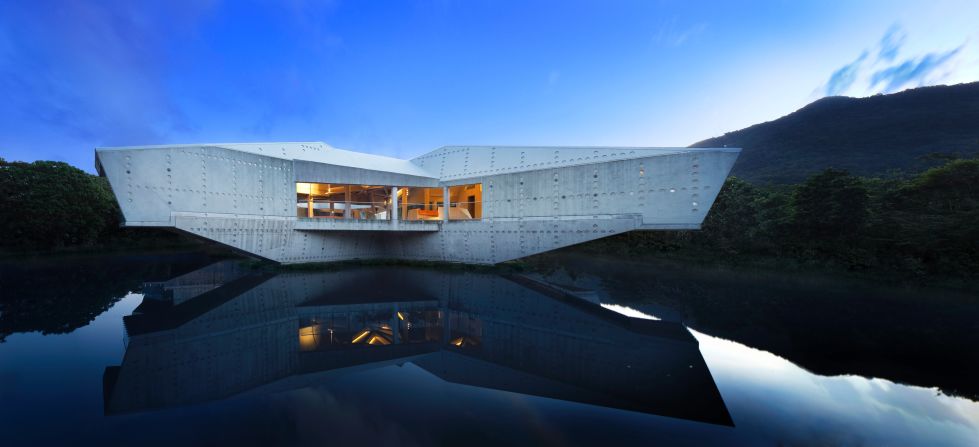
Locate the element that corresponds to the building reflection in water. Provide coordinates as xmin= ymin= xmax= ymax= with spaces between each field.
xmin=104 ymin=264 xmax=732 ymax=426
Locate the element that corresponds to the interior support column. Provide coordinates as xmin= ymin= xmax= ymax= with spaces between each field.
xmin=443 ymin=186 xmax=450 ymax=222
xmin=401 ymin=188 xmax=408 ymax=221
xmin=391 ymin=186 xmax=399 ymax=228
xmin=344 ymin=187 xmax=351 ymax=219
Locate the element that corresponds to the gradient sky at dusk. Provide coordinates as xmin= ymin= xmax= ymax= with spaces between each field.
xmin=2 ymin=0 xmax=978 ymax=172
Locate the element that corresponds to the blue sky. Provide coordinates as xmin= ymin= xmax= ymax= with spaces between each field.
xmin=1 ymin=0 xmax=977 ymax=172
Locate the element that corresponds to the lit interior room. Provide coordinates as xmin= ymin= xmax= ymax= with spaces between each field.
xmin=298 ymin=308 xmax=443 ymax=352
xmin=296 ymin=183 xmax=393 ymax=220
xmin=296 ymin=182 xmax=482 ymax=221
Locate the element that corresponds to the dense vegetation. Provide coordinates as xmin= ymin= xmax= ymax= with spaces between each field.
xmin=591 ymin=157 xmax=979 ymax=280
xmin=692 ymin=82 xmax=979 ymax=183
xmin=0 ymin=157 xmax=194 ymax=251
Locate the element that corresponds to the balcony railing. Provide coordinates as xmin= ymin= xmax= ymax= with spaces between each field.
xmin=298 ymin=200 xmax=482 ymax=222
xmin=297 ymin=200 xmax=391 ymax=220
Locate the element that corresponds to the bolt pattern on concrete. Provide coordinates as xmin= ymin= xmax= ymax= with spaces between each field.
xmin=96 ymin=143 xmax=739 ymax=264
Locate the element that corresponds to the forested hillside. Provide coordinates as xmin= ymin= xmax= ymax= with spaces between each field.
xmin=692 ymin=82 xmax=979 ymax=183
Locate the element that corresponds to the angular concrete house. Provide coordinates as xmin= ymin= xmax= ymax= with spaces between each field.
xmin=96 ymin=143 xmax=739 ymax=264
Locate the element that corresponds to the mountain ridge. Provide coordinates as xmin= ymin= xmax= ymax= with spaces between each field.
xmin=691 ymin=82 xmax=979 ymax=183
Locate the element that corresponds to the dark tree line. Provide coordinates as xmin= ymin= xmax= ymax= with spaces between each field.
xmin=598 ymin=158 xmax=979 ymax=278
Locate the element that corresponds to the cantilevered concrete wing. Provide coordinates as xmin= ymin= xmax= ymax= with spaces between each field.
xmin=95 ymin=142 xmax=739 ymax=264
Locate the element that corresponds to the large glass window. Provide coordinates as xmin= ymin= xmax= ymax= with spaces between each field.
xmin=296 ymin=182 xmax=481 ymax=221
xmin=296 ymin=183 xmax=392 ymax=220
xmin=398 ymin=187 xmax=445 ymax=221
xmin=447 ymin=184 xmax=482 ymax=220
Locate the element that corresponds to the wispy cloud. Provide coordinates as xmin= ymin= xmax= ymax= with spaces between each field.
xmin=825 ymin=51 xmax=868 ymax=96
xmin=0 ymin=1 xmax=213 ymax=146
xmin=0 ymin=0 xmax=340 ymax=165
xmin=818 ymin=24 xmax=967 ymax=97
xmin=654 ymin=18 xmax=708 ymax=47
xmin=870 ymin=46 xmax=963 ymax=92
xmin=877 ymin=24 xmax=906 ymax=62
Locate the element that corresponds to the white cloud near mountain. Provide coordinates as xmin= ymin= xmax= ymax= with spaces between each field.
xmin=820 ymin=24 xmax=969 ymax=97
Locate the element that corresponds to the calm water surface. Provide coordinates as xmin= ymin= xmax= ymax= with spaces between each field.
xmin=1 ymin=252 xmax=977 ymax=446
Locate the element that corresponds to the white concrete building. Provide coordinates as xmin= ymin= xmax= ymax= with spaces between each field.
xmin=95 ymin=142 xmax=739 ymax=264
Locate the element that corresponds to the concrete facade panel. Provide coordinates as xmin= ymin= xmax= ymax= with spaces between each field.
xmin=294 ymin=160 xmax=439 ymax=187
xmin=97 ymin=142 xmax=739 ymax=265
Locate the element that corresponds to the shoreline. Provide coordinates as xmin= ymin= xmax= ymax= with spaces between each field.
xmin=4 ymin=243 xmax=977 ymax=292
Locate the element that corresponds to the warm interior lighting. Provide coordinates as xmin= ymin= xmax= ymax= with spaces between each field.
xmin=298 ymin=182 xmax=466 ymax=221
xmin=298 ymin=324 xmax=321 ymax=351
xmin=396 ymin=186 xmax=447 ymax=221
xmin=367 ymin=335 xmax=391 ymax=345
xmin=351 ymin=329 xmax=370 ymax=343
xmin=352 ymin=327 xmax=394 ymax=345
xmin=397 ymin=311 xmax=405 ymax=321
xmin=451 ymin=337 xmax=464 ymax=347
xmin=297 ymin=182 xmax=397 ymax=220
xmin=447 ymin=183 xmax=482 ymax=220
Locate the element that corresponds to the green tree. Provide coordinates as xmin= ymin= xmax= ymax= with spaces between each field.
xmin=752 ymin=188 xmax=794 ymax=255
xmin=0 ymin=160 xmax=120 ymax=249
xmin=877 ymin=159 xmax=979 ymax=274
xmin=791 ymin=169 xmax=869 ymax=242
xmin=696 ymin=177 xmax=761 ymax=253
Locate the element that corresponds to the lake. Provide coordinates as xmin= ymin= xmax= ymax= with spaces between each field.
xmin=1 ymin=251 xmax=977 ymax=446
